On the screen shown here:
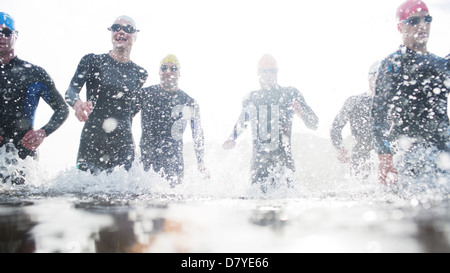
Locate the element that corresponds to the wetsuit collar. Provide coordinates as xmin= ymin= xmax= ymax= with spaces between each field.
xmin=160 ymin=83 xmax=179 ymax=93
xmin=261 ymin=84 xmax=281 ymax=91
xmin=0 ymin=55 xmax=19 ymax=68
xmin=400 ymin=44 xmax=429 ymax=56
xmin=106 ymin=50 xmax=131 ymax=64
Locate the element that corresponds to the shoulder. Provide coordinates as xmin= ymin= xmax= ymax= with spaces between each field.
xmin=345 ymin=94 xmax=359 ymax=103
xmin=380 ymin=50 xmax=402 ymax=71
xmin=141 ymin=84 xmax=160 ymax=93
xmin=353 ymin=93 xmax=369 ymax=100
xmin=14 ymin=57 xmax=39 ymax=71
xmin=282 ymin=86 xmax=304 ymax=100
xmin=242 ymin=90 xmax=259 ymax=104
xmin=284 ymin=86 xmax=300 ymax=94
xmin=14 ymin=57 xmax=38 ymax=70
xmin=76 ymin=53 xmax=102 ymax=66
xmin=80 ymin=53 xmax=100 ymax=61
xmin=337 ymin=95 xmax=356 ymax=110
xmin=130 ymin=62 xmax=148 ymax=78
xmin=382 ymin=48 xmax=403 ymax=63
xmin=347 ymin=93 xmax=369 ymax=105
xmin=178 ymin=89 xmax=196 ymax=103
xmin=426 ymin=52 xmax=448 ymax=71
xmin=139 ymin=85 xmax=160 ymax=102
xmin=14 ymin=57 xmax=52 ymax=80
xmin=427 ymin=52 xmax=445 ymax=62
xmin=378 ymin=54 xmax=400 ymax=76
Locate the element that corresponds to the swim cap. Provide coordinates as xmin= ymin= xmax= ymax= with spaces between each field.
xmin=396 ymin=0 xmax=429 ymax=21
xmin=258 ymin=54 xmax=278 ymax=69
xmin=0 ymin=12 xmax=16 ymax=31
xmin=114 ymin=15 xmax=137 ymax=29
xmin=161 ymin=54 xmax=180 ymax=67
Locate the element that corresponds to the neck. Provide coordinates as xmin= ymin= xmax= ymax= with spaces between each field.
xmin=0 ymin=51 xmax=16 ymax=65
xmin=261 ymin=83 xmax=278 ymax=90
xmin=405 ymin=43 xmax=427 ymax=55
xmin=160 ymin=83 xmax=178 ymax=92
xmin=109 ymin=48 xmax=131 ymax=63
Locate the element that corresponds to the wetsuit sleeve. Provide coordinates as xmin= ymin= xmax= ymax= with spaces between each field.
xmin=131 ymin=68 xmax=148 ymax=117
xmin=446 ymin=54 xmax=450 ymax=70
xmin=65 ymin=54 xmax=93 ymax=107
xmin=293 ymin=90 xmax=319 ymax=130
xmin=133 ymin=89 xmax=142 ymax=117
xmin=190 ymin=101 xmax=205 ymax=165
xmin=37 ymin=69 xmax=69 ymax=136
xmin=371 ymin=58 xmax=397 ymax=155
xmin=330 ymin=97 xmax=351 ymax=149
xmin=228 ymin=100 xmax=250 ymax=141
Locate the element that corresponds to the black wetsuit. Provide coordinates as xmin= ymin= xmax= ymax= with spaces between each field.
xmin=138 ymin=84 xmax=205 ymax=186
xmin=446 ymin=54 xmax=450 ymax=70
xmin=229 ymin=85 xmax=318 ymax=187
xmin=65 ymin=53 xmax=148 ymax=173
xmin=330 ymin=93 xmax=374 ymax=177
xmin=0 ymin=57 xmax=68 ymax=159
xmin=372 ymin=46 xmax=449 ymax=179
xmin=372 ymin=46 xmax=449 ymax=155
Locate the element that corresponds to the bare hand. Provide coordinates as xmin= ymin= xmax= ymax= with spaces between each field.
xmin=74 ymin=100 xmax=93 ymax=122
xmin=198 ymin=164 xmax=211 ymax=180
xmin=222 ymin=138 xmax=236 ymax=150
xmin=289 ymin=101 xmax=303 ymax=117
xmin=21 ymin=129 xmax=47 ymax=150
xmin=337 ymin=148 xmax=350 ymax=163
xmin=378 ymin=154 xmax=398 ymax=185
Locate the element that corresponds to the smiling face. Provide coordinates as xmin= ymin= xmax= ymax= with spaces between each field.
xmin=110 ymin=18 xmax=136 ymax=52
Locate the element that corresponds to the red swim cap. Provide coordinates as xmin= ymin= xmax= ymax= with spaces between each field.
xmin=396 ymin=0 xmax=429 ymax=21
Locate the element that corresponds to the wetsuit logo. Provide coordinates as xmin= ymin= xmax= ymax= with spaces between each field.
xmin=1 ymin=88 xmax=15 ymax=101
xmin=247 ymin=104 xmax=280 ymax=152
xmin=171 ymin=105 xmax=194 ymax=141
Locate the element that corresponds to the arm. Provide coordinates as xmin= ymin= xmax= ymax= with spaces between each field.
xmin=290 ymin=90 xmax=318 ymax=130
xmin=371 ymin=58 xmax=398 ymax=184
xmin=21 ymin=69 xmax=69 ymax=150
xmin=190 ymin=102 xmax=209 ymax=178
xmin=371 ymin=65 xmax=393 ymax=155
xmin=65 ymin=54 xmax=94 ymax=122
xmin=222 ymin=103 xmax=250 ymax=150
xmin=330 ymin=97 xmax=352 ymax=163
xmin=132 ymin=88 xmax=142 ymax=118
xmin=131 ymin=69 xmax=148 ymax=118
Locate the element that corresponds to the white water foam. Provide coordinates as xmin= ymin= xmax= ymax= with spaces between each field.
xmin=2 ymin=133 xmax=447 ymax=205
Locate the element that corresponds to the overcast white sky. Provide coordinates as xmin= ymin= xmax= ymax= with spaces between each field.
xmin=2 ymin=0 xmax=449 ymax=173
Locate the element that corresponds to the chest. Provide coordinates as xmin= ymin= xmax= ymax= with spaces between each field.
xmin=247 ymin=92 xmax=294 ymax=122
xmin=93 ymin=63 xmax=142 ymax=94
xmin=146 ymin=91 xmax=192 ymax=114
xmin=348 ymin=97 xmax=371 ymax=117
xmin=0 ymin=67 xmax=38 ymax=105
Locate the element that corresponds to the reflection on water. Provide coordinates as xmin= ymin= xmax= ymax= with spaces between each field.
xmin=0 ymin=202 xmax=36 ymax=253
xmin=1 ymin=193 xmax=450 ymax=253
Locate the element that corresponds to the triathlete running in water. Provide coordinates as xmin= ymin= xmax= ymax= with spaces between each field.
xmin=1 ymin=12 xmax=68 ymax=183
xmin=138 ymin=54 xmax=208 ymax=187
xmin=223 ymin=54 xmax=318 ymax=192
xmin=65 ymin=16 xmax=147 ymax=174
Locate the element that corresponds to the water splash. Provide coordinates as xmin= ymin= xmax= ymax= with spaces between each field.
xmin=1 ymin=133 xmax=448 ymax=207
